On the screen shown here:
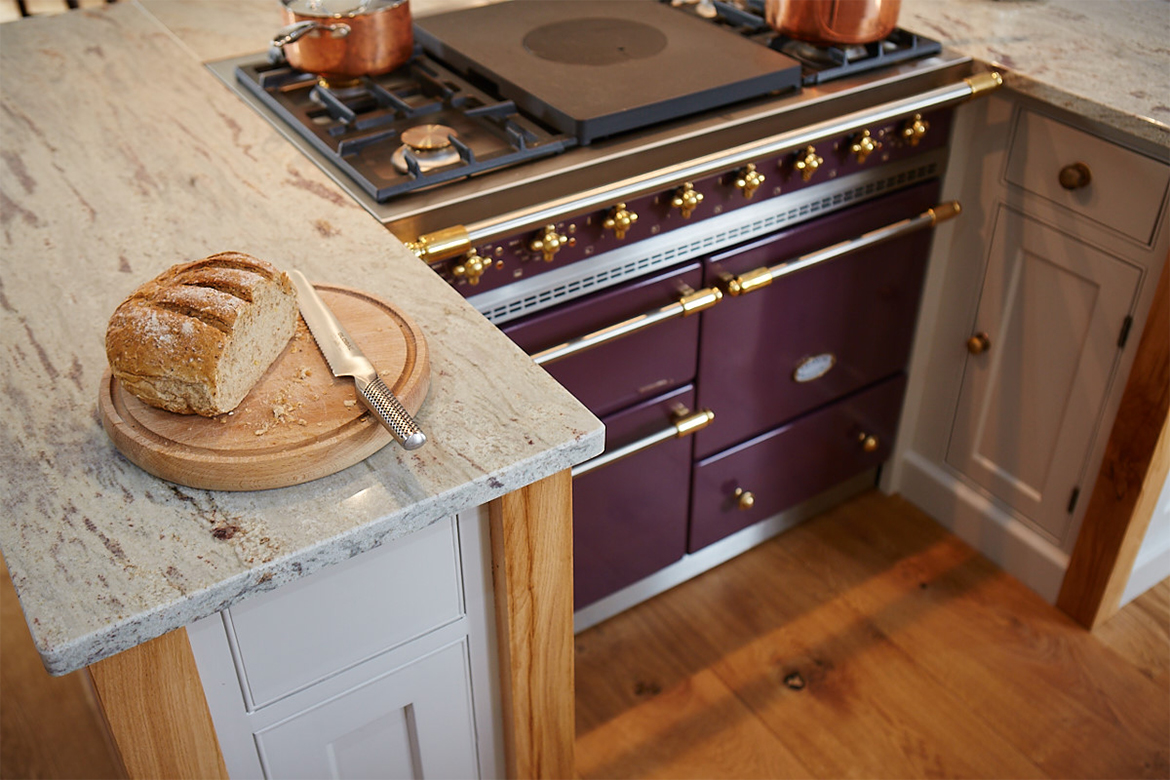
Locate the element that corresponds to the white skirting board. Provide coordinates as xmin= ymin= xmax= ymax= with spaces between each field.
xmin=895 ymin=450 xmax=1070 ymax=603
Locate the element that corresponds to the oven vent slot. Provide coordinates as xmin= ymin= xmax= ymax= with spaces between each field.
xmin=475 ymin=160 xmax=941 ymax=324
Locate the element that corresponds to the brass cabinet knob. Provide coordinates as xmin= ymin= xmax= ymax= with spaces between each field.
xmin=850 ymin=130 xmax=881 ymax=164
xmin=603 ymin=203 xmax=638 ymax=239
xmin=794 ymin=146 xmax=823 ymax=182
xmin=451 ymin=249 xmax=489 ymax=285
xmin=528 ymin=224 xmax=571 ymax=262
xmin=733 ymin=487 xmax=755 ymax=511
xmin=1058 ymin=162 xmax=1092 ymax=190
xmin=858 ymin=433 xmax=879 ymax=453
xmin=734 ymin=163 xmax=765 ymax=199
xmin=967 ymin=332 xmax=991 ymax=355
xmin=671 ymin=182 xmax=704 ymax=218
xmin=901 ymin=113 xmax=929 ymax=146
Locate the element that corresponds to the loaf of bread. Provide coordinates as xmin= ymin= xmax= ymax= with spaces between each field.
xmin=105 ymin=252 xmax=298 ymax=416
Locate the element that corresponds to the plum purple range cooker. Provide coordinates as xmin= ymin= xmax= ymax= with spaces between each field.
xmin=211 ymin=0 xmax=1002 ymax=624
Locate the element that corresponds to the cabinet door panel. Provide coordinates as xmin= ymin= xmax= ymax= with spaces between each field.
xmin=255 ymin=640 xmax=479 ymax=780
xmin=946 ymin=208 xmax=1141 ymax=540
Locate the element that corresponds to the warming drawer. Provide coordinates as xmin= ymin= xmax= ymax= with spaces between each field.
xmin=689 ymin=374 xmax=907 ymax=552
xmin=503 ymin=261 xmax=702 ymax=417
xmin=572 ymin=385 xmax=699 ymax=609
xmin=695 ymin=180 xmax=939 ymax=458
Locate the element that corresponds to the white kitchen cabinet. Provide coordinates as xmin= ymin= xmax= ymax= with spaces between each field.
xmin=890 ymin=92 xmax=1170 ymax=601
xmin=187 ymin=509 xmax=503 ymax=780
xmin=946 ymin=206 xmax=1142 ymax=542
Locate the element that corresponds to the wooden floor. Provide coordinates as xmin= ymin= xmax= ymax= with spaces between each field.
xmin=2 ymin=490 xmax=1167 ymax=779
xmin=575 ymin=490 xmax=1170 ymax=779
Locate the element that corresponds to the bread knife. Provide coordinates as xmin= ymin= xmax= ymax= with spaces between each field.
xmin=288 ymin=270 xmax=426 ymax=450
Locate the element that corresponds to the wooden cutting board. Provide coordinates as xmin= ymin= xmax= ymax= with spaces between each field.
xmin=99 ymin=284 xmax=430 ymax=491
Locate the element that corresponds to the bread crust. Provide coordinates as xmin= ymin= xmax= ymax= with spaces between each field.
xmin=105 ymin=252 xmax=297 ymax=416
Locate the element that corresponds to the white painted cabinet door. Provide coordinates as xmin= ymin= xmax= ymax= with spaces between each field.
xmin=254 ymin=640 xmax=480 ymax=780
xmin=946 ymin=206 xmax=1142 ymax=541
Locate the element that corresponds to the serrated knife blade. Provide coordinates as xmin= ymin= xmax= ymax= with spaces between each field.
xmin=288 ymin=270 xmax=426 ymax=451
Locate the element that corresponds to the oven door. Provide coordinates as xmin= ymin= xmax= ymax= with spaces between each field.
xmin=695 ymin=179 xmax=940 ymax=459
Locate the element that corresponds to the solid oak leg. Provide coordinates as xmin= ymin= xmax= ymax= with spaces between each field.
xmin=87 ymin=627 xmax=227 ymax=780
xmin=489 ymin=469 xmax=575 ymax=780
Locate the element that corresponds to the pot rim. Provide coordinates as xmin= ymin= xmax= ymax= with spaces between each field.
xmin=280 ymin=0 xmax=407 ymax=19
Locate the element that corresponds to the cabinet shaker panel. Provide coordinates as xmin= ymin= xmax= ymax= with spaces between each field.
xmin=254 ymin=640 xmax=479 ymax=779
xmin=946 ymin=207 xmax=1141 ymax=541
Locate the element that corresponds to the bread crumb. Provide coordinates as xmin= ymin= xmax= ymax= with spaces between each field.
xmin=343 ymin=399 xmax=357 ymax=407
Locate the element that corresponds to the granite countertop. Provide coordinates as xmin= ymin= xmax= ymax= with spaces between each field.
xmin=900 ymin=0 xmax=1169 ymax=150
xmin=0 ymin=3 xmax=602 ymax=675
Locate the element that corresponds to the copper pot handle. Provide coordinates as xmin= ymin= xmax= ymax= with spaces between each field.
xmin=270 ymin=20 xmax=351 ymax=51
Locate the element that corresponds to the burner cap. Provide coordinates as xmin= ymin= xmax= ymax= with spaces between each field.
xmin=401 ymin=124 xmax=457 ymax=151
xmin=392 ymin=125 xmax=461 ymax=175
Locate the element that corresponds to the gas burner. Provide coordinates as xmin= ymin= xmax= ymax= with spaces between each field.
xmin=391 ymin=124 xmax=462 ymax=174
xmin=780 ymin=39 xmax=870 ymax=66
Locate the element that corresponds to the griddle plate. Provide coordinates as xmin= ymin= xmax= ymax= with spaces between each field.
xmin=415 ymin=0 xmax=803 ymax=144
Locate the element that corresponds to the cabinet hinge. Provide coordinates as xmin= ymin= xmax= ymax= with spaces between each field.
xmin=1118 ymin=315 xmax=1134 ymax=348
xmin=1067 ymin=486 xmax=1081 ymax=514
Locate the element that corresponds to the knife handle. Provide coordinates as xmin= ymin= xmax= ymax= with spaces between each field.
xmin=356 ymin=376 xmax=427 ymax=451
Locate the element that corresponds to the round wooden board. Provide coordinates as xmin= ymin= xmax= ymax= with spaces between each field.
xmin=98 ymin=284 xmax=430 ymax=491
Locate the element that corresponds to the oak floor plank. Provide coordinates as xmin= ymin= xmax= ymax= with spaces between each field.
xmin=1095 ymin=578 xmax=1170 ymax=688
xmin=575 ymin=668 xmax=813 ymax=780
xmin=772 ymin=492 xmax=1170 ymax=779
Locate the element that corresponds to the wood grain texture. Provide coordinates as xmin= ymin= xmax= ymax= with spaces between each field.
xmin=98 ymin=284 xmax=429 ymax=491
xmin=489 ymin=470 xmax=575 ymax=780
xmin=575 ymin=490 xmax=1170 ymax=780
xmin=86 ymin=628 xmax=227 ymax=780
xmin=1059 ymin=256 xmax=1170 ymax=628
xmin=1094 ymin=578 xmax=1170 ymax=689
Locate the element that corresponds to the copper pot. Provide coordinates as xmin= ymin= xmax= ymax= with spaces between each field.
xmin=765 ymin=0 xmax=902 ymax=45
xmin=271 ymin=0 xmax=413 ymax=84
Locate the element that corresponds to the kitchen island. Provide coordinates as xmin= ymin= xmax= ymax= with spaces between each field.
xmin=0 ymin=2 xmax=602 ymax=778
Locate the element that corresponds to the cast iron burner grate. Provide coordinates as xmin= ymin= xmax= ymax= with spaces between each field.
xmin=665 ymin=0 xmax=942 ymax=85
xmin=235 ymin=55 xmax=575 ymax=202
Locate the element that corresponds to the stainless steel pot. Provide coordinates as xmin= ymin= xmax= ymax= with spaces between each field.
xmin=765 ymin=0 xmax=902 ymax=45
xmin=271 ymin=0 xmax=413 ymax=84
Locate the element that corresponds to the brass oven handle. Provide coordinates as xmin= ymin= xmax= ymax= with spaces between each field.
xmin=406 ymin=73 xmax=1002 ymax=260
xmin=531 ymin=286 xmax=723 ymax=366
xmin=723 ymin=201 xmax=962 ymax=296
xmin=572 ymin=408 xmax=715 ymax=478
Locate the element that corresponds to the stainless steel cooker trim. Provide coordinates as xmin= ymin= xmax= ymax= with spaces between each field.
xmin=531 ymin=199 xmax=960 ymax=366
xmin=571 ymin=407 xmax=715 ymax=478
xmin=466 ymin=149 xmax=946 ymax=323
xmin=409 ymin=72 xmax=1001 ymax=259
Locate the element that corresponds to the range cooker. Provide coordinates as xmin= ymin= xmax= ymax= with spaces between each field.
xmin=210 ymin=0 xmax=1002 ymax=622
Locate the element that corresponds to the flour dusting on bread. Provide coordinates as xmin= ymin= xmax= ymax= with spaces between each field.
xmin=105 ymin=252 xmax=298 ymax=416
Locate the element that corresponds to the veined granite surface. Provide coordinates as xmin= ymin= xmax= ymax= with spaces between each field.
xmin=901 ymin=0 xmax=1170 ymax=149
xmin=139 ymin=0 xmax=1170 ymax=150
xmin=0 ymin=4 xmax=602 ymax=675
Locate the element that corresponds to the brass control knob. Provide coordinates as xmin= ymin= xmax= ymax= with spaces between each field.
xmin=858 ymin=433 xmax=880 ymax=453
xmin=850 ymin=130 xmax=882 ymax=164
xmin=451 ymin=249 xmax=489 ymax=285
xmin=967 ymin=332 xmax=991 ymax=355
xmin=794 ymin=146 xmax=823 ymax=182
xmin=671 ymin=182 xmax=704 ymax=218
xmin=902 ymin=113 xmax=929 ymax=146
xmin=1059 ymin=162 xmax=1092 ymax=190
xmin=733 ymin=487 xmax=755 ymax=511
xmin=734 ymin=164 xmax=765 ymax=199
xmin=528 ymin=224 xmax=571 ymax=262
xmin=603 ymin=203 xmax=638 ymax=240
